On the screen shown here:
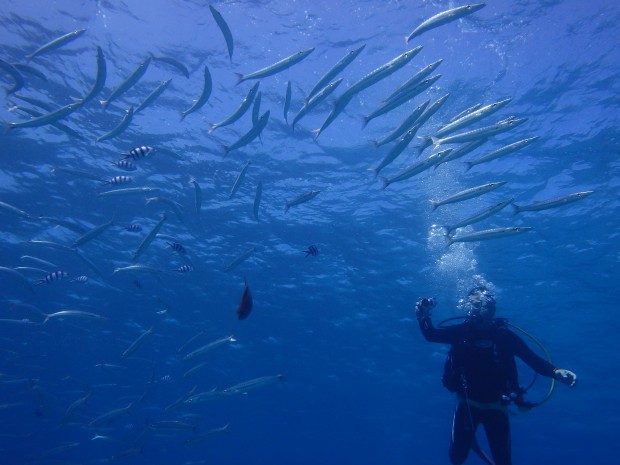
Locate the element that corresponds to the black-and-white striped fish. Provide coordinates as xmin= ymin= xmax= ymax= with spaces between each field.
xmin=111 ymin=159 xmax=137 ymax=171
xmin=125 ymin=224 xmax=142 ymax=232
xmin=173 ymin=265 xmax=193 ymax=273
xmin=101 ymin=175 xmax=132 ymax=185
xmin=303 ymin=245 xmax=319 ymax=257
xmin=123 ymin=145 xmax=155 ymax=160
xmin=71 ymin=275 xmax=88 ymax=283
xmin=168 ymin=242 xmax=186 ymax=254
xmin=35 ymin=270 xmax=68 ymax=285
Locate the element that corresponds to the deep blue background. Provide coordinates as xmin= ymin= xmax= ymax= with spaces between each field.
xmin=0 ymin=1 xmax=618 ymax=464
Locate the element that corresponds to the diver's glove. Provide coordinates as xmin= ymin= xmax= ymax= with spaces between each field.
xmin=415 ymin=297 xmax=436 ymax=321
xmin=554 ymin=368 xmax=577 ymax=387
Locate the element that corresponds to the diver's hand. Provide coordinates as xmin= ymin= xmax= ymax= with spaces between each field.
xmin=415 ymin=297 xmax=436 ymax=321
xmin=554 ymin=368 xmax=577 ymax=388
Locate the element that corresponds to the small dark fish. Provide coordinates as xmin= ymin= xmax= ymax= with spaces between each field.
xmin=174 ymin=265 xmax=193 ymax=273
xmin=133 ymin=280 xmax=142 ymax=289
xmin=71 ymin=275 xmax=88 ymax=283
xmin=237 ymin=280 xmax=253 ymax=320
xmin=303 ymin=245 xmax=319 ymax=257
xmin=35 ymin=270 xmax=68 ymax=285
xmin=168 ymin=242 xmax=186 ymax=254
xmin=125 ymin=224 xmax=142 ymax=232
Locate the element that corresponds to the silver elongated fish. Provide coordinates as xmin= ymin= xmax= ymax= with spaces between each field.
xmin=362 ymin=74 xmax=441 ymax=128
xmin=230 ymin=161 xmax=251 ymax=198
xmin=101 ymin=57 xmax=151 ymax=109
xmin=189 ymin=176 xmax=202 ymax=215
xmin=74 ymin=46 xmax=106 ymax=105
xmin=145 ymin=196 xmax=184 ymax=222
xmin=9 ymin=105 xmax=84 ymax=140
xmin=431 ymin=181 xmax=506 ymax=211
xmin=224 ymin=247 xmax=256 ymax=272
xmin=209 ymin=82 xmax=259 ymax=133
xmin=431 ymin=117 xmax=527 ymax=147
xmin=465 ymin=136 xmax=540 ymax=171
xmin=236 ymin=48 xmax=315 ymax=84
xmin=121 ymin=326 xmax=153 ymax=359
xmin=283 ymin=81 xmax=292 ymax=123
xmin=10 ymin=93 xmax=53 ymax=111
xmin=209 ymin=5 xmax=234 ymax=61
xmin=382 ymin=59 xmax=443 ymax=105
xmin=252 ymin=91 xmax=262 ymax=126
xmin=177 ymin=329 xmax=207 ymax=354
xmin=221 ymin=373 xmax=284 ymax=395
xmin=96 ymin=107 xmax=134 ymax=142
xmin=97 ymin=187 xmax=159 ymax=197
xmin=6 ymin=102 xmax=82 ymax=130
xmin=0 ymin=199 xmax=32 ymax=218
xmin=253 ymin=181 xmax=262 ymax=220
xmin=88 ymin=403 xmax=132 ymax=427
xmin=150 ymin=54 xmax=189 ymax=78
xmin=180 ymin=65 xmax=212 ymax=120
xmin=113 ymin=264 xmax=162 ymax=274
xmin=25 ymin=28 xmax=87 ymax=60
xmin=285 ymin=190 xmax=320 ymax=212
xmin=132 ymin=214 xmax=167 ymax=261
xmin=512 ymin=191 xmax=593 ymax=214
xmin=183 ymin=361 xmax=208 ymax=379
xmin=135 ymin=78 xmax=171 ymax=114
xmin=292 ymin=78 xmax=343 ymax=129
xmin=224 ymin=110 xmax=270 ymax=155
xmin=435 ymin=138 xmax=488 ymax=167
xmin=0 ymin=266 xmax=33 ymax=291
xmin=72 ymin=219 xmax=114 ymax=248
xmin=343 ymin=46 xmax=423 ymax=100
xmin=448 ymin=226 xmax=532 ymax=246
xmin=14 ymin=266 xmax=50 ymax=274
xmin=42 ymin=310 xmax=106 ymax=325
xmin=0 ymin=59 xmax=24 ymax=95
xmin=434 ymin=97 xmax=513 ymax=139
xmin=63 ymin=392 xmax=91 ymax=424
xmin=149 ymin=420 xmax=196 ymax=432
xmin=20 ymin=255 xmax=57 ymax=269
xmin=444 ymin=198 xmax=514 ymax=235
xmin=381 ymin=149 xmax=452 ymax=189
xmin=181 ymin=335 xmax=236 ymax=361
xmin=36 ymin=216 xmax=85 ymax=233
xmin=183 ymin=424 xmax=229 ymax=445
xmin=306 ymin=44 xmax=366 ymax=101
xmin=164 ymin=386 xmax=198 ymax=412
xmin=28 ymin=240 xmax=75 ymax=251
xmin=406 ymin=4 xmax=486 ymax=42
xmin=369 ymin=123 xmax=422 ymax=177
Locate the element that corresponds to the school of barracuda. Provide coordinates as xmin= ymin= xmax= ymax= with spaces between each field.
xmin=0 ymin=3 xmax=593 ymax=462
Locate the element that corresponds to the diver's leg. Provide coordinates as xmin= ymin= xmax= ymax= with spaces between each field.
xmin=449 ymin=401 xmax=475 ymax=465
xmin=482 ymin=409 xmax=511 ymax=465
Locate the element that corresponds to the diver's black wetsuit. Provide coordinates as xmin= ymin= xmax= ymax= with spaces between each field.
xmin=418 ymin=317 xmax=556 ymax=465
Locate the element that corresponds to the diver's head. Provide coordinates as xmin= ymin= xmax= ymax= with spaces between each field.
xmin=465 ymin=286 xmax=496 ymax=327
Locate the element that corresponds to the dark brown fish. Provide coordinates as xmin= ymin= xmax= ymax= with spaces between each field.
xmin=237 ymin=280 xmax=253 ymax=320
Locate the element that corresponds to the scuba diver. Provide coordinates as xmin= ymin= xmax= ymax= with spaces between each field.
xmin=415 ymin=286 xmax=577 ymax=465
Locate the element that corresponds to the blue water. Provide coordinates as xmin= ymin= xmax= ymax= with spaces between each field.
xmin=0 ymin=1 xmax=618 ymax=464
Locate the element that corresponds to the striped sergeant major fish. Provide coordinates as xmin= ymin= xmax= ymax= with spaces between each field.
xmin=111 ymin=159 xmax=136 ymax=171
xmin=101 ymin=175 xmax=132 ymax=185
xmin=167 ymin=242 xmax=186 ymax=254
xmin=405 ymin=4 xmax=486 ymax=42
xmin=173 ymin=265 xmax=193 ymax=273
xmin=35 ymin=270 xmax=68 ymax=285
xmin=123 ymin=145 xmax=156 ymax=160
xmin=125 ymin=224 xmax=142 ymax=232
xmin=512 ymin=191 xmax=593 ymax=214
xmin=303 ymin=245 xmax=319 ymax=257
